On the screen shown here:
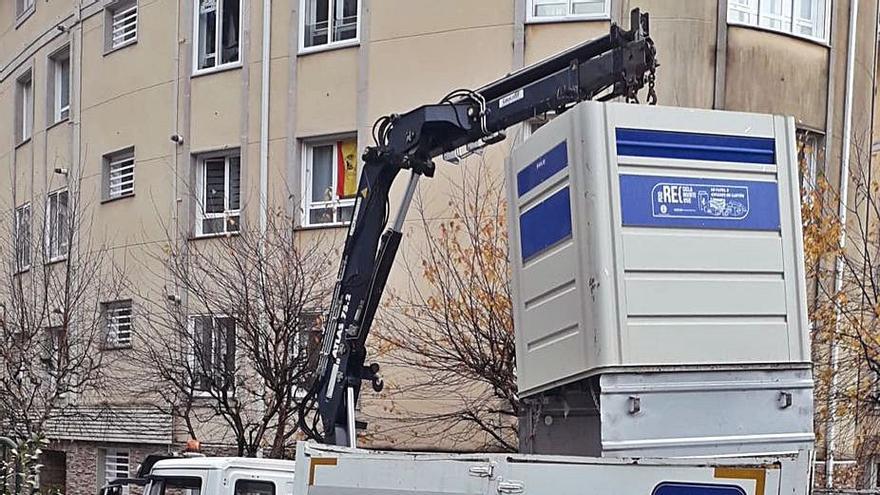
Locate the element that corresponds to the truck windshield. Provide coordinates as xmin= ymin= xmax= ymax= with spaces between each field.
xmin=146 ymin=477 xmax=202 ymax=495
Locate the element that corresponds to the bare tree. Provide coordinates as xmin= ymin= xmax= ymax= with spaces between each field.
xmin=377 ymin=161 xmax=518 ymax=452
xmin=0 ymin=175 xmax=125 ymax=443
xmin=131 ymin=207 xmax=334 ymax=457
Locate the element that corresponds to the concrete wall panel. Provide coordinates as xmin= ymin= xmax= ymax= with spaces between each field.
xmin=296 ymin=48 xmax=358 ymax=136
xmin=726 ymin=27 xmax=827 ymax=129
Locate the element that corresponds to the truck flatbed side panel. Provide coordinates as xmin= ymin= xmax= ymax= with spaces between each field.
xmin=294 ymin=443 xmax=810 ymax=495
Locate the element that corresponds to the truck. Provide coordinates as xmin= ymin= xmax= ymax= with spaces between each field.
xmin=102 ymin=9 xmax=815 ymax=495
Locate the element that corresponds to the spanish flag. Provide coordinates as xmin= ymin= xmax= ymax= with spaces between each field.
xmin=337 ymin=139 xmax=358 ymax=199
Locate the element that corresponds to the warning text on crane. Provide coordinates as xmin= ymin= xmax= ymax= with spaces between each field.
xmin=619 ymin=175 xmax=780 ymax=231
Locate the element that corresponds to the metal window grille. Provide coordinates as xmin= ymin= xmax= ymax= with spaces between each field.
xmin=111 ymin=4 xmax=138 ymax=48
xmin=105 ymin=301 xmax=133 ymax=348
xmin=109 ymin=154 xmax=135 ymax=199
xmin=14 ymin=204 xmax=31 ymax=272
xmin=104 ymin=449 xmax=130 ymax=485
xmin=46 ymin=190 xmax=69 ymax=261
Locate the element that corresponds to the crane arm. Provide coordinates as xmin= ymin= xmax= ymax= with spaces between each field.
xmin=311 ymin=8 xmax=658 ymax=446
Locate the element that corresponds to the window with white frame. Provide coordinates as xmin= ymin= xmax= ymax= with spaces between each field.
xmin=523 ymin=112 xmax=557 ymax=141
xmin=191 ymin=315 xmax=235 ymax=392
xmin=196 ymin=153 xmax=240 ymax=236
xmin=194 ymin=0 xmax=241 ymax=72
xmin=42 ymin=326 xmax=66 ymax=387
xmin=102 ymin=300 xmax=133 ymax=349
xmin=797 ymin=130 xmax=823 ymax=194
xmin=526 ymin=0 xmax=609 ymax=22
xmin=99 ymin=448 xmax=130 ymax=491
xmin=302 ymin=138 xmax=357 ymax=226
xmin=16 ymin=0 xmax=35 ymax=19
xmin=728 ymin=0 xmax=829 ymax=42
xmin=105 ymin=0 xmax=138 ymax=51
xmin=301 ymin=0 xmax=359 ymax=50
xmin=14 ymin=203 xmax=31 ymax=273
xmin=50 ymin=48 xmax=71 ymax=124
xmin=16 ymin=71 xmax=32 ymax=143
xmin=46 ymin=189 xmax=69 ymax=262
xmin=104 ymin=147 xmax=135 ymax=201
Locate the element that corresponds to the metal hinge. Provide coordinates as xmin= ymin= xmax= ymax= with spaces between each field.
xmin=497 ymin=480 xmax=525 ymax=494
xmin=469 ymin=465 xmax=493 ymax=478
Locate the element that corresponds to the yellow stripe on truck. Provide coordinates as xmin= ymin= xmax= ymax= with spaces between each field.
xmin=308 ymin=457 xmax=338 ymax=486
xmin=714 ymin=467 xmax=766 ymax=495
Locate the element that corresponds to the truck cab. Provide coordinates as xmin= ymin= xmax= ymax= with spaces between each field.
xmin=101 ymin=457 xmax=295 ymax=495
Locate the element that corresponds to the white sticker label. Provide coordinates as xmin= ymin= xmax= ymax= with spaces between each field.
xmin=499 ymin=89 xmax=524 ymax=108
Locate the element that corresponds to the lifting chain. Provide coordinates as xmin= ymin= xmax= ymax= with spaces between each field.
xmin=624 ymin=40 xmax=658 ymax=106
xmin=625 ymin=81 xmax=640 ymax=104
xmin=646 ymin=39 xmax=658 ymax=105
xmin=646 ymin=64 xmax=657 ymax=105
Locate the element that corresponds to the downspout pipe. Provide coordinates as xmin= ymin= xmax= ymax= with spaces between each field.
xmin=827 ymin=0 xmax=859 ymax=487
xmin=259 ymin=0 xmax=272 ymax=242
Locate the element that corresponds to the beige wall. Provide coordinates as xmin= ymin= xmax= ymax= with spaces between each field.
xmin=1 ymin=0 xmax=877 ymax=452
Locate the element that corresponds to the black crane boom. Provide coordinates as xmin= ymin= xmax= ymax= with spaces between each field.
xmin=309 ymin=8 xmax=658 ymax=446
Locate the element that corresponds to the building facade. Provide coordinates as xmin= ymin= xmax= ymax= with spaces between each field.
xmin=1 ymin=0 xmax=878 ymax=493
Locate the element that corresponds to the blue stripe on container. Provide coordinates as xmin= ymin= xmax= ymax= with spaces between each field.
xmin=616 ymin=128 xmax=776 ymax=164
xmin=517 ymin=141 xmax=568 ymax=197
xmin=652 ymin=483 xmax=747 ymax=495
xmin=519 ymin=187 xmax=572 ymax=262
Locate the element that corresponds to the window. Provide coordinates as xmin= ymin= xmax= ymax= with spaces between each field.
xmin=102 ymin=300 xmax=133 ymax=349
xmin=302 ymin=138 xmax=357 ymax=226
xmin=523 ymin=112 xmax=557 ymax=141
xmin=49 ymin=48 xmax=71 ymax=124
xmin=194 ymin=0 xmax=241 ymax=72
xmin=99 ymin=448 xmax=130 ymax=492
xmin=43 ymin=326 xmax=67 ymax=387
xmin=144 ymin=477 xmax=201 ymax=495
xmin=14 ymin=204 xmax=31 ymax=273
xmin=196 ymin=153 xmax=240 ymax=236
xmin=191 ymin=315 xmax=235 ymax=392
xmin=16 ymin=71 xmax=33 ymax=143
xmin=16 ymin=0 xmax=35 ymax=19
xmin=526 ymin=0 xmax=609 ymax=22
xmin=105 ymin=1 xmax=138 ymax=51
xmin=46 ymin=189 xmax=69 ymax=262
xmin=301 ymin=0 xmax=360 ymax=50
xmin=297 ymin=313 xmax=323 ymax=384
xmin=728 ymin=0 xmax=829 ymax=42
xmin=235 ymin=480 xmax=275 ymax=495
xmin=103 ymin=147 xmax=135 ymax=201
xmin=797 ymin=130 xmax=823 ymax=194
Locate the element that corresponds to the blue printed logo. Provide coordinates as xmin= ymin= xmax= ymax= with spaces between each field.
xmin=619 ymin=174 xmax=780 ymax=231
xmin=652 ymin=182 xmax=750 ymax=220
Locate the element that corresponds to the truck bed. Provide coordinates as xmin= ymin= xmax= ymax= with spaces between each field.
xmin=294 ymin=442 xmax=811 ymax=495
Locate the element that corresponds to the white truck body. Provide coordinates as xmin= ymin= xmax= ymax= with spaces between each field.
xmin=293 ymin=442 xmax=811 ymax=495
xmin=143 ymin=457 xmax=296 ymax=495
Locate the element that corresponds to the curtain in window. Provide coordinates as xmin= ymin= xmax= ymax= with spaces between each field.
xmin=334 ymin=0 xmax=358 ymax=41
xmin=311 ymin=145 xmax=334 ymax=202
xmin=221 ymin=0 xmax=240 ymax=64
xmin=204 ymin=159 xmax=226 ymax=214
xmin=305 ymin=0 xmax=329 ymax=47
xmin=198 ymin=0 xmax=217 ymax=69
